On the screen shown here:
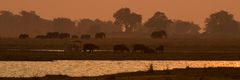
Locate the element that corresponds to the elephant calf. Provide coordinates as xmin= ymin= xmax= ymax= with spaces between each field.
xmin=83 ymin=43 xmax=99 ymax=53
xmin=95 ymin=32 xmax=106 ymax=39
xmin=133 ymin=44 xmax=155 ymax=53
xmin=113 ymin=44 xmax=130 ymax=52
xmin=81 ymin=34 xmax=91 ymax=40
xmin=151 ymin=31 xmax=167 ymax=39
xmin=156 ymin=45 xmax=165 ymax=53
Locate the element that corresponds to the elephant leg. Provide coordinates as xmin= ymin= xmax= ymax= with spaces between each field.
xmin=90 ymin=50 xmax=93 ymax=53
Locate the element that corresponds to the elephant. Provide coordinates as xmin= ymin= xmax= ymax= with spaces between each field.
xmin=113 ymin=44 xmax=130 ymax=52
xmin=133 ymin=44 xmax=156 ymax=53
xmin=95 ymin=32 xmax=106 ymax=39
xmin=35 ymin=35 xmax=47 ymax=39
xmin=71 ymin=35 xmax=79 ymax=39
xmin=133 ymin=44 xmax=147 ymax=53
xmin=45 ymin=32 xmax=70 ymax=39
xmin=19 ymin=34 xmax=29 ymax=39
xmin=156 ymin=45 xmax=165 ymax=53
xmin=64 ymin=41 xmax=82 ymax=52
xmin=59 ymin=33 xmax=70 ymax=39
xmin=151 ymin=31 xmax=167 ymax=39
xmin=144 ymin=48 xmax=156 ymax=53
xmin=81 ymin=34 xmax=91 ymax=40
xmin=83 ymin=43 xmax=99 ymax=53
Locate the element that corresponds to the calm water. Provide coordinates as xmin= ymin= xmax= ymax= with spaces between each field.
xmin=0 ymin=60 xmax=240 ymax=77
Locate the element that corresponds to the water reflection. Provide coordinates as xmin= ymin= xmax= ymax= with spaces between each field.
xmin=0 ymin=60 xmax=239 ymax=77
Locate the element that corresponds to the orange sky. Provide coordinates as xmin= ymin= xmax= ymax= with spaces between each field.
xmin=0 ymin=0 xmax=239 ymax=28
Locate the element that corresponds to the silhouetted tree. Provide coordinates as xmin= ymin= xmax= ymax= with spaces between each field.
xmin=53 ymin=17 xmax=75 ymax=33
xmin=95 ymin=32 xmax=106 ymax=39
xmin=205 ymin=10 xmax=239 ymax=35
xmin=168 ymin=20 xmax=200 ymax=35
xmin=151 ymin=31 xmax=167 ymax=39
xmin=0 ymin=10 xmax=121 ymax=37
xmin=113 ymin=8 xmax=142 ymax=32
xmin=19 ymin=11 xmax=52 ymax=36
xmin=19 ymin=34 xmax=29 ymax=39
xmin=144 ymin=11 xmax=172 ymax=31
xmin=20 ymin=11 xmax=41 ymax=22
xmin=93 ymin=19 xmax=120 ymax=33
xmin=99 ymin=20 xmax=121 ymax=33
xmin=0 ymin=10 xmax=52 ymax=37
xmin=77 ymin=19 xmax=103 ymax=34
xmin=0 ymin=11 xmax=20 ymax=36
xmin=0 ymin=10 xmax=14 ymax=16
xmin=89 ymin=23 xmax=101 ymax=33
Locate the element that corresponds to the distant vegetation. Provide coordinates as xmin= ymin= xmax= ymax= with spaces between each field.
xmin=0 ymin=8 xmax=239 ymax=38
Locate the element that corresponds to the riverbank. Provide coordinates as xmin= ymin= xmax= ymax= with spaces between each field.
xmin=1 ymin=50 xmax=240 ymax=61
xmin=1 ymin=38 xmax=240 ymax=61
xmin=1 ymin=67 xmax=240 ymax=80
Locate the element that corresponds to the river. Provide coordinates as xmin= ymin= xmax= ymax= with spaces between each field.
xmin=0 ymin=60 xmax=239 ymax=77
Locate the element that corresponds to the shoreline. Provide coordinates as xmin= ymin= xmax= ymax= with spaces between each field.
xmin=1 ymin=67 xmax=240 ymax=80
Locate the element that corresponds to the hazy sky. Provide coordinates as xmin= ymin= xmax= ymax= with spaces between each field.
xmin=0 ymin=0 xmax=239 ymax=28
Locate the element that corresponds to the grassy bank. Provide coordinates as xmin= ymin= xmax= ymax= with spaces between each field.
xmin=1 ymin=38 xmax=240 ymax=50
xmin=1 ymin=38 xmax=240 ymax=61
xmin=1 ymin=51 xmax=240 ymax=61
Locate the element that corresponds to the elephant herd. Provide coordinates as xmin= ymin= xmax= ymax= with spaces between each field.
xmin=81 ymin=32 xmax=106 ymax=40
xmin=114 ymin=44 xmax=164 ymax=53
xmin=77 ymin=43 xmax=165 ymax=53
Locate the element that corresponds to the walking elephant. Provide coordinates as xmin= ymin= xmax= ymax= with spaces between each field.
xmin=151 ymin=31 xmax=167 ymax=39
xmin=95 ymin=32 xmax=106 ymax=39
xmin=83 ymin=43 xmax=99 ymax=53
xmin=113 ymin=44 xmax=130 ymax=52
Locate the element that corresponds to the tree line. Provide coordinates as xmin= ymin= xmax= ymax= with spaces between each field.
xmin=0 ymin=8 xmax=239 ymax=38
